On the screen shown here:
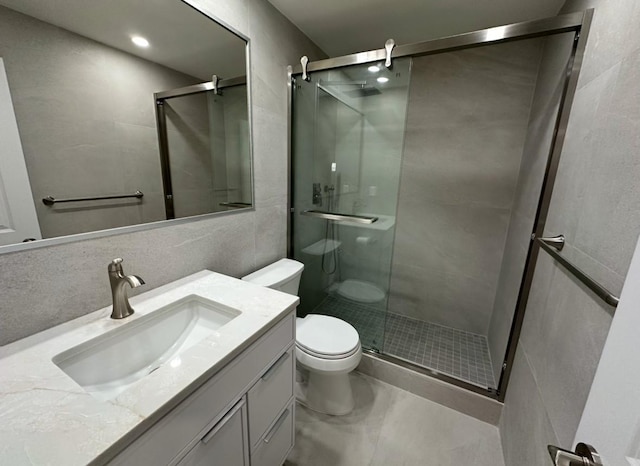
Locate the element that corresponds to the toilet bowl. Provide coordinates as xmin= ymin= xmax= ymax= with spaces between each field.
xmin=242 ymin=259 xmax=362 ymax=415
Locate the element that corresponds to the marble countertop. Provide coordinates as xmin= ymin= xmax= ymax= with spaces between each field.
xmin=0 ymin=270 xmax=299 ymax=465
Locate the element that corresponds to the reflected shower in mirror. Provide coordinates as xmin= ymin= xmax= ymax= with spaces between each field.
xmin=156 ymin=78 xmax=251 ymax=219
xmin=0 ymin=0 xmax=251 ymax=247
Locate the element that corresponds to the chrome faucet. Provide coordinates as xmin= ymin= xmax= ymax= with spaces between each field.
xmin=108 ymin=258 xmax=145 ymax=319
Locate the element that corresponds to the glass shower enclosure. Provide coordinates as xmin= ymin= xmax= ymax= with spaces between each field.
xmin=289 ymin=11 xmax=593 ymax=400
xmin=291 ymin=60 xmax=412 ymax=350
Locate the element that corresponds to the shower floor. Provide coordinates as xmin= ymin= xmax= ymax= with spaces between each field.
xmin=312 ymin=295 xmax=496 ymax=389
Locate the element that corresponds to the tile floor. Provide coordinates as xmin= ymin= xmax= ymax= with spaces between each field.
xmin=285 ymin=372 xmax=505 ymax=466
xmin=314 ymin=296 xmax=496 ymax=389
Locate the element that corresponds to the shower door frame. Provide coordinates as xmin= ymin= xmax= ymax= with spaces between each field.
xmin=154 ymin=75 xmax=248 ymax=219
xmin=287 ymin=9 xmax=594 ymax=402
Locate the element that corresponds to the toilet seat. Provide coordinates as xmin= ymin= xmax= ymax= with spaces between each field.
xmin=296 ymin=342 xmax=360 ymax=360
xmin=296 ymin=342 xmax=362 ymax=375
xmin=296 ymin=314 xmax=360 ymax=360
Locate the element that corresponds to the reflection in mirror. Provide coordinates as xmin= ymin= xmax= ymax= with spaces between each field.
xmin=316 ymin=82 xmax=364 ymax=204
xmin=156 ymin=78 xmax=251 ymax=219
xmin=0 ymin=0 xmax=251 ymax=248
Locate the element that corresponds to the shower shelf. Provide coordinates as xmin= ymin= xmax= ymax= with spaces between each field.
xmin=301 ymin=239 xmax=341 ymax=256
xmin=302 ymin=210 xmax=378 ymax=224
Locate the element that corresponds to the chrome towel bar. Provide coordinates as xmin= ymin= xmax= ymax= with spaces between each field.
xmin=219 ymin=202 xmax=252 ymax=208
xmin=301 ymin=210 xmax=378 ymax=224
xmin=536 ymin=235 xmax=619 ymax=308
xmin=43 ymin=190 xmax=143 ymax=206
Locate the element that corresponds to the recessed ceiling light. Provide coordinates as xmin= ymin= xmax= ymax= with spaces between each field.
xmin=131 ymin=36 xmax=150 ymax=48
xmin=377 ymin=76 xmax=389 ymax=83
xmin=368 ymin=65 xmax=380 ymax=73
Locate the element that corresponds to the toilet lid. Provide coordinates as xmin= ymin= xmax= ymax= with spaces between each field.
xmin=296 ymin=315 xmax=360 ymax=358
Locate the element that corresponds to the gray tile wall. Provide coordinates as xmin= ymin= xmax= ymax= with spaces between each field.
xmin=0 ymin=5 xmax=202 ymax=237
xmin=500 ymin=1 xmax=640 ymax=463
xmin=487 ymin=33 xmax=575 ymax=382
xmin=0 ymin=0 xmax=326 ymax=346
xmin=165 ymin=93 xmax=217 ymax=218
xmin=388 ymin=41 xmax=542 ymax=335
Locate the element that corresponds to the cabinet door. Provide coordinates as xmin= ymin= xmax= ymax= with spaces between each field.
xmin=178 ymin=398 xmax=249 ymax=466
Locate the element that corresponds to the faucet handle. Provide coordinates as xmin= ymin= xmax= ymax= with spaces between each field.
xmin=108 ymin=258 xmax=124 ymax=273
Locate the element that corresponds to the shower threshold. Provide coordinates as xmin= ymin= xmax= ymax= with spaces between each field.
xmin=312 ymin=295 xmax=496 ymax=390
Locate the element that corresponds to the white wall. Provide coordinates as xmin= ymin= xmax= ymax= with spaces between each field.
xmin=0 ymin=0 xmax=325 ymax=346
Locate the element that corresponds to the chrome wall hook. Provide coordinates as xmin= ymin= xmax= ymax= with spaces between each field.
xmin=300 ymin=56 xmax=310 ymax=82
xmin=384 ymin=39 xmax=396 ymax=69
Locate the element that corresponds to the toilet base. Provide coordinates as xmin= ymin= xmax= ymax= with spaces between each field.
xmin=296 ymin=369 xmax=355 ymax=416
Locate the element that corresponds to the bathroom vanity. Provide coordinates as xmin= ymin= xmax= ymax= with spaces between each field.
xmin=0 ymin=271 xmax=299 ymax=465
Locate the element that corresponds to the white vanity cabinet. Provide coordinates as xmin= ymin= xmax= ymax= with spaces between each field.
xmin=109 ymin=313 xmax=296 ymax=466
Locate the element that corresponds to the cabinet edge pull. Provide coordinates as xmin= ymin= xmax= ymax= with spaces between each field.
xmin=261 ymin=351 xmax=290 ymax=382
xmin=201 ymin=397 xmax=246 ymax=444
xmin=263 ymin=407 xmax=290 ymax=444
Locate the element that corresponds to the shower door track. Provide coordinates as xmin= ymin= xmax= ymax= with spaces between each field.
xmin=287 ymin=9 xmax=594 ymax=402
xmin=289 ymin=12 xmax=586 ymax=75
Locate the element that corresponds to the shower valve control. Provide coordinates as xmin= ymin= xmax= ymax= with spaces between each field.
xmin=312 ymin=183 xmax=322 ymax=206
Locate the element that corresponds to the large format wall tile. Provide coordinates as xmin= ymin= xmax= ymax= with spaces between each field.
xmin=500 ymin=1 xmax=640 ymax=463
xmin=500 ymin=350 xmax=560 ymax=466
xmin=389 ymin=40 xmax=541 ymax=335
xmin=487 ymin=33 xmax=574 ymax=382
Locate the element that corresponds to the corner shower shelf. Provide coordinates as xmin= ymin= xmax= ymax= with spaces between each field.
xmin=301 ymin=239 xmax=341 ymax=256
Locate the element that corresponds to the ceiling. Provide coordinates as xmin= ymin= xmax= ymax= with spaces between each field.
xmin=0 ymin=0 xmax=246 ymax=80
xmin=268 ymin=0 xmax=565 ymax=57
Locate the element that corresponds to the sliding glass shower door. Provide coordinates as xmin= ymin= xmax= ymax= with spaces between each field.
xmin=291 ymin=60 xmax=411 ymax=351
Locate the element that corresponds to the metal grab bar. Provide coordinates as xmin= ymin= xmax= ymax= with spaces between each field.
xmin=42 ymin=190 xmax=143 ymax=206
xmin=536 ymin=236 xmax=619 ymax=308
xmin=302 ymin=210 xmax=378 ymax=224
xmin=218 ymin=202 xmax=252 ymax=208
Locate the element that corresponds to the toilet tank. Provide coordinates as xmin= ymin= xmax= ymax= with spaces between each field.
xmin=241 ymin=259 xmax=304 ymax=296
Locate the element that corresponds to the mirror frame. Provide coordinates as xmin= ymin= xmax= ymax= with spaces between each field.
xmin=0 ymin=0 xmax=254 ymax=255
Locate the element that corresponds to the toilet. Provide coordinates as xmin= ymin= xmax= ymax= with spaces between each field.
xmin=242 ymin=259 xmax=362 ymax=415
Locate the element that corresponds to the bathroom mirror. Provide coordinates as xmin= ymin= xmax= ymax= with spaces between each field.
xmin=0 ymin=0 xmax=252 ymax=249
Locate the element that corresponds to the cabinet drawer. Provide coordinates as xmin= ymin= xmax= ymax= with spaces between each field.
xmin=177 ymin=398 xmax=249 ymax=466
xmin=251 ymin=402 xmax=295 ymax=466
xmin=248 ymin=346 xmax=294 ymax=450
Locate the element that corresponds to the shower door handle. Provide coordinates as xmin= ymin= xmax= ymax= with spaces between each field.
xmin=302 ymin=210 xmax=378 ymax=224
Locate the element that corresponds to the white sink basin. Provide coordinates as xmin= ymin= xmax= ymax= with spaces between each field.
xmin=53 ymin=294 xmax=241 ymax=401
